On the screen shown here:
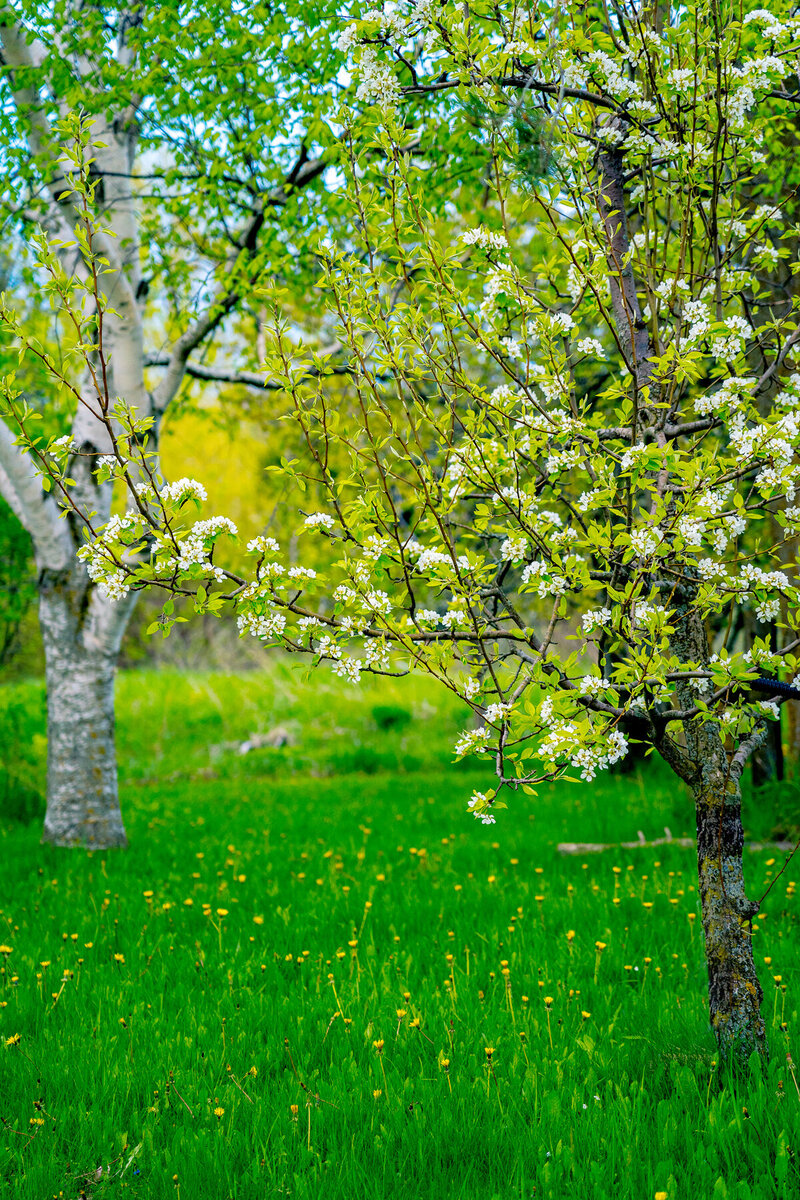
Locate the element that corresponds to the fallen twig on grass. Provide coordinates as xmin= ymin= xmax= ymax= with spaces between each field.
xmin=557 ymin=827 xmax=795 ymax=855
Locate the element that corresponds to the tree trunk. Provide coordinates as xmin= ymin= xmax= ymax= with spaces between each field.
xmin=39 ymin=576 xmax=128 ymax=848
xmin=694 ymin=778 xmax=766 ymax=1065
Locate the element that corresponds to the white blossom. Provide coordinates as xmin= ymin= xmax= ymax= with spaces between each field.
xmin=580 ymin=675 xmax=611 ymax=696
xmin=161 ymin=477 xmax=207 ymax=504
xmin=454 ymin=726 xmax=491 ymax=758
xmin=354 ymin=47 xmax=400 ymax=111
xmin=582 ymin=607 xmax=612 ymax=634
xmin=303 ymin=512 xmax=335 ymax=530
xmin=461 ymin=227 xmax=509 ymax=250
xmin=247 ymin=535 xmax=281 ymax=554
xmin=237 ymin=608 xmax=286 ymax=640
xmin=484 ymin=702 xmax=511 ymax=723
xmin=576 ymin=337 xmax=605 ymax=357
xmin=629 ymin=527 xmax=662 ymax=558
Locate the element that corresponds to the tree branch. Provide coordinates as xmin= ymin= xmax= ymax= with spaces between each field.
xmin=145 ymin=355 xmax=281 ymax=391
xmin=730 ymin=722 xmax=771 ymax=779
xmin=149 ymin=153 xmax=330 ymax=416
xmin=0 ymin=416 xmax=72 ymax=570
xmin=144 ymin=348 xmax=351 ymax=391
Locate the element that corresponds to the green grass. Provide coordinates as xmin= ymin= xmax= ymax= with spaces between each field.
xmin=0 ymin=666 xmax=798 ymax=1199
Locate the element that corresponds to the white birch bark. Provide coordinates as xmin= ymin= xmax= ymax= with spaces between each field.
xmin=0 ymin=12 xmax=152 ymax=848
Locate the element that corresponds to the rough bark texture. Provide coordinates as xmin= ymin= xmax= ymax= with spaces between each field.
xmin=671 ymin=604 xmax=767 ymax=1064
xmin=39 ymin=575 xmax=131 ymax=848
xmin=694 ymin=777 xmax=766 ymax=1064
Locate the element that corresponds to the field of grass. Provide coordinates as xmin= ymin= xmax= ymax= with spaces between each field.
xmin=0 ymin=665 xmax=799 ymax=1199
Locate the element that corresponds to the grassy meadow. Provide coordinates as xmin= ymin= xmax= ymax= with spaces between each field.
xmin=0 ymin=665 xmax=799 ymax=1199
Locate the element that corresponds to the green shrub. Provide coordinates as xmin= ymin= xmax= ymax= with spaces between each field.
xmin=371 ymin=703 xmax=412 ymax=731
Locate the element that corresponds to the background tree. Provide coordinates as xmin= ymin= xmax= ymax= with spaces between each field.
xmin=0 ymin=0 xmax=501 ymax=848
xmin=0 ymin=0 xmax=350 ymax=846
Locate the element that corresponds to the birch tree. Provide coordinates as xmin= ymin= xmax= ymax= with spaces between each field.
xmin=10 ymin=0 xmax=800 ymax=1063
xmin=0 ymin=0 xmax=347 ymax=846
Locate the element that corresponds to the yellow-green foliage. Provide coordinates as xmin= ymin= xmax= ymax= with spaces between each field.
xmin=160 ymin=409 xmax=272 ymax=562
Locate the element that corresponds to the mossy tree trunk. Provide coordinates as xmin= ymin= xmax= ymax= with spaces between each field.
xmin=669 ymin=606 xmax=769 ymax=1066
xmin=694 ymin=775 xmax=766 ymax=1064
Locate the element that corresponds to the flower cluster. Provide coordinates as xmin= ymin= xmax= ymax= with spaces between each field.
xmin=461 ymin=227 xmax=509 ymax=250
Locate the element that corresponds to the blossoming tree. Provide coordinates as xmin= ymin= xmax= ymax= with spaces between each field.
xmin=11 ymin=0 xmax=800 ymax=1061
